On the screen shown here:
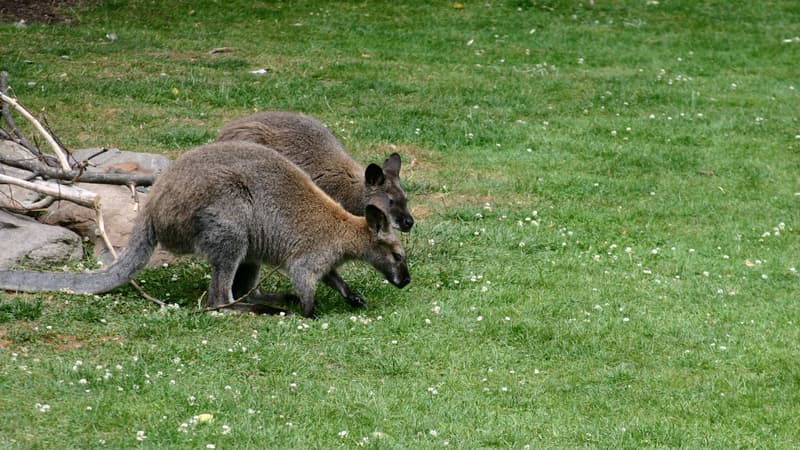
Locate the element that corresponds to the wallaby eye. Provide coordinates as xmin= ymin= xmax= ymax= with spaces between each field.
xmin=392 ymin=252 xmax=403 ymax=262
xmin=389 ymin=198 xmax=395 ymax=207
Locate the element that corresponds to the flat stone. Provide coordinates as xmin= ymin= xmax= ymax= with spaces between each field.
xmin=0 ymin=209 xmax=83 ymax=269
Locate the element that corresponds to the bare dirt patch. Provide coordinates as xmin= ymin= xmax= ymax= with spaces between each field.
xmin=0 ymin=0 xmax=89 ymax=24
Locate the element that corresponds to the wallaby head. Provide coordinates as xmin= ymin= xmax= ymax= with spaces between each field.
xmin=364 ymin=152 xmax=415 ymax=232
xmin=362 ymin=195 xmax=411 ymax=289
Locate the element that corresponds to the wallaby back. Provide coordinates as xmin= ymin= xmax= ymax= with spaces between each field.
xmin=217 ymin=111 xmax=415 ymax=231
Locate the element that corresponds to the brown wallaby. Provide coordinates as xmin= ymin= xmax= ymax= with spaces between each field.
xmin=0 ymin=141 xmax=410 ymax=318
xmin=217 ymin=111 xmax=414 ymax=231
xmin=217 ymin=111 xmax=414 ymax=309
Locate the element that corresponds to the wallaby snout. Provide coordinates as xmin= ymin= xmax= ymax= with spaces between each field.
xmin=396 ymin=214 xmax=415 ymax=233
xmin=392 ymin=271 xmax=411 ymax=289
xmin=382 ymin=259 xmax=410 ymax=289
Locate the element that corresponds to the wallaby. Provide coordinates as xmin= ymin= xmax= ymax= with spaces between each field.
xmin=217 ymin=111 xmax=415 ymax=309
xmin=0 ymin=141 xmax=410 ymax=318
xmin=216 ymin=111 xmax=414 ymax=231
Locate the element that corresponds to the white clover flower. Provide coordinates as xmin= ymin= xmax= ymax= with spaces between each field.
xmin=35 ymin=403 xmax=51 ymax=413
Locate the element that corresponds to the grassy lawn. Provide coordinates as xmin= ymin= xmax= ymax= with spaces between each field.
xmin=1 ymin=0 xmax=799 ymax=447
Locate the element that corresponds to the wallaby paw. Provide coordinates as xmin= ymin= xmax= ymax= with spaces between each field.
xmin=346 ymin=293 xmax=369 ymax=309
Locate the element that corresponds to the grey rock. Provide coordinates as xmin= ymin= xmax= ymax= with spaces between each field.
xmin=0 ymin=140 xmax=43 ymax=210
xmin=0 ymin=209 xmax=83 ymax=270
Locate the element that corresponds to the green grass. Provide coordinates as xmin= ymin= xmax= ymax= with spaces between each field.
xmin=1 ymin=0 xmax=799 ymax=448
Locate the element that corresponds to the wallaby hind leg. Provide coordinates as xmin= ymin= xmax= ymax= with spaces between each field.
xmin=195 ymin=219 xmax=249 ymax=309
xmin=323 ymin=271 xmax=368 ymax=309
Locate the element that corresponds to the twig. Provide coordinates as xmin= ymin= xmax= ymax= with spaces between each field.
xmin=0 ymin=192 xmax=55 ymax=212
xmin=39 ymin=113 xmax=71 ymax=163
xmin=0 ymin=92 xmax=71 ymax=171
xmin=129 ymin=280 xmax=166 ymax=308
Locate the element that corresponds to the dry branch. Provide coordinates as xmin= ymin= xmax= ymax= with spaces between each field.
xmin=0 ymin=173 xmax=98 ymax=208
xmin=0 ymin=153 xmax=157 ymax=186
xmin=0 ymin=92 xmax=71 ymax=171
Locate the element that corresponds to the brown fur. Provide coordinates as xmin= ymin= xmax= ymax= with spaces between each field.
xmin=217 ymin=111 xmax=414 ymax=231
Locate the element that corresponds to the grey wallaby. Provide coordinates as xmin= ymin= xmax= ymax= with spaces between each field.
xmin=217 ymin=111 xmax=415 ymax=309
xmin=0 ymin=141 xmax=410 ymax=318
xmin=217 ymin=111 xmax=414 ymax=231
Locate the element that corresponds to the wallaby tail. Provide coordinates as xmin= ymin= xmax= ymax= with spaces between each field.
xmin=0 ymin=218 xmax=157 ymax=295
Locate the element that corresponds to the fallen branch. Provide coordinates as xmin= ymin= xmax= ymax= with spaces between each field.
xmin=0 ymin=92 xmax=71 ymax=172
xmin=0 ymin=192 xmax=55 ymax=212
xmin=0 ymin=173 xmax=97 ymax=207
xmin=0 ymin=153 xmax=158 ymax=186
xmin=0 ymin=173 xmax=116 ymax=255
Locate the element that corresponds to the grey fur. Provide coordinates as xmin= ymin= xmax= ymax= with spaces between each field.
xmin=0 ymin=141 xmax=410 ymax=318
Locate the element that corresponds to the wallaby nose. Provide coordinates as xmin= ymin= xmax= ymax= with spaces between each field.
xmin=394 ymin=274 xmax=411 ymax=288
xmin=399 ymin=216 xmax=414 ymax=232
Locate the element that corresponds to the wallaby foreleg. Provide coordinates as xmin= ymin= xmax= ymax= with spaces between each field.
xmin=323 ymin=271 xmax=368 ymax=309
xmin=290 ymin=267 xmax=320 ymax=318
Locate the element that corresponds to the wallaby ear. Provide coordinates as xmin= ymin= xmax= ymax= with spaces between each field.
xmin=365 ymin=163 xmax=386 ymax=187
xmin=365 ymin=204 xmax=390 ymax=234
xmin=383 ymin=152 xmax=401 ymax=175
